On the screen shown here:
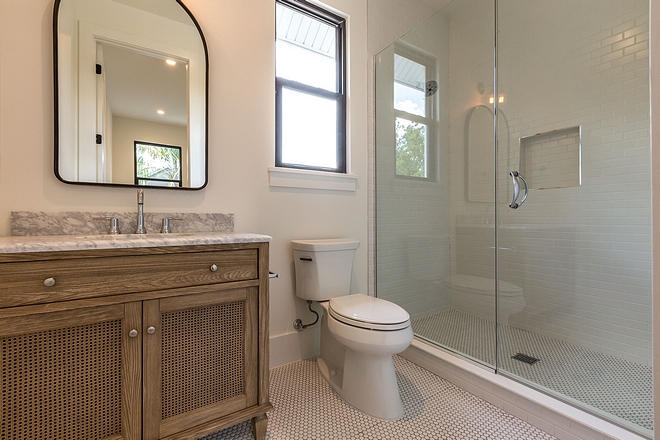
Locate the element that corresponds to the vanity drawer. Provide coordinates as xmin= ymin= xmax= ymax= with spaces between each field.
xmin=0 ymin=249 xmax=258 ymax=308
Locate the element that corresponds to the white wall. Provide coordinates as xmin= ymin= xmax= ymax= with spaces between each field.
xmin=0 ymin=0 xmax=367 ymax=369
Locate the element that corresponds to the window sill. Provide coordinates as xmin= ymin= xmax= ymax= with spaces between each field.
xmin=268 ymin=167 xmax=358 ymax=192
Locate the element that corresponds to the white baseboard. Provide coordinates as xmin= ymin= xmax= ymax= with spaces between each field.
xmin=270 ymin=327 xmax=321 ymax=368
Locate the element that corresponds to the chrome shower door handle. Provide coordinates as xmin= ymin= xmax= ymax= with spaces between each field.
xmin=509 ymin=171 xmax=528 ymax=209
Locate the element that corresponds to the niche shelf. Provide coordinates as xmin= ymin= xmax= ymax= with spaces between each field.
xmin=519 ymin=126 xmax=581 ymax=190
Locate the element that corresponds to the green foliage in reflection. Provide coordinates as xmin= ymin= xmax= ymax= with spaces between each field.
xmin=395 ymin=120 xmax=426 ymax=178
xmin=136 ymin=144 xmax=181 ymax=183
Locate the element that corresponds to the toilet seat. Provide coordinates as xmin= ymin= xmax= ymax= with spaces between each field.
xmin=328 ymin=294 xmax=410 ymax=331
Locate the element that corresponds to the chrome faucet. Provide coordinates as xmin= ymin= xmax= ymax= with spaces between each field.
xmin=135 ymin=189 xmax=147 ymax=234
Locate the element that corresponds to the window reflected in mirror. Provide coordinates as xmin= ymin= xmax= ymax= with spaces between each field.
xmin=135 ymin=142 xmax=182 ymax=187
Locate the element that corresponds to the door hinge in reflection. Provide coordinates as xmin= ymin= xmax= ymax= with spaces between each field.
xmin=96 ymin=134 xmax=102 ymax=144
xmin=96 ymin=64 xmax=102 ymax=75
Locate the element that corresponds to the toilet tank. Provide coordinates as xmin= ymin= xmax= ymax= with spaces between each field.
xmin=291 ymin=238 xmax=360 ymax=301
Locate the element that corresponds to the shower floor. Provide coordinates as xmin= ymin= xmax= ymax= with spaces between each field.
xmin=412 ymin=309 xmax=653 ymax=431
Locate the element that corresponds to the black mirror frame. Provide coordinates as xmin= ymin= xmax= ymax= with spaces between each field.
xmin=52 ymin=0 xmax=209 ymax=190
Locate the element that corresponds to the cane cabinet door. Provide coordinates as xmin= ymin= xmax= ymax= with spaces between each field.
xmin=142 ymin=287 xmax=258 ymax=439
xmin=0 ymin=301 xmax=142 ymax=439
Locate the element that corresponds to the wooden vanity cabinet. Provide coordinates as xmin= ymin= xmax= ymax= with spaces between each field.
xmin=0 ymin=242 xmax=271 ymax=440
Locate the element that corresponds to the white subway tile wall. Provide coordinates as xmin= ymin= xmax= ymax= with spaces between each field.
xmin=493 ymin=0 xmax=651 ymax=365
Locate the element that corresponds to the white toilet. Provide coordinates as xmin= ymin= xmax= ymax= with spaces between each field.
xmin=292 ymin=238 xmax=413 ymax=420
xmin=448 ymin=274 xmax=525 ymax=325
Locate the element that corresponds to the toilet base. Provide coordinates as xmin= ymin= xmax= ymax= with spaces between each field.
xmin=318 ymin=349 xmax=404 ymax=420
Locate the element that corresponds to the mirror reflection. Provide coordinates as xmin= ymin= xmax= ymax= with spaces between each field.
xmin=54 ymin=0 xmax=207 ymax=189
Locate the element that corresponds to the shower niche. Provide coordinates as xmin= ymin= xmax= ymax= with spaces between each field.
xmin=518 ymin=126 xmax=581 ymax=190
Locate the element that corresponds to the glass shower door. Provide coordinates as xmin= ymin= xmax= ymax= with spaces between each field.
xmin=495 ymin=0 xmax=652 ymax=436
xmin=375 ymin=0 xmax=497 ymax=368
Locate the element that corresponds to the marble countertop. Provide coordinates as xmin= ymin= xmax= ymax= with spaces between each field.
xmin=0 ymin=232 xmax=272 ymax=254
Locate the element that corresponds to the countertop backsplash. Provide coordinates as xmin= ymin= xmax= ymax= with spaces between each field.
xmin=11 ymin=211 xmax=234 ymax=236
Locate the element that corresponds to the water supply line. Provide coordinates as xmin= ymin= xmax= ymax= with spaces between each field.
xmin=293 ymin=301 xmax=319 ymax=330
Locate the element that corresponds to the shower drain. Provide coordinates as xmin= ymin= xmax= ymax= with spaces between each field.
xmin=511 ymin=353 xmax=540 ymax=365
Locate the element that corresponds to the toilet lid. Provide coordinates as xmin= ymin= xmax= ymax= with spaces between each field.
xmin=329 ymin=294 xmax=410 ymax=331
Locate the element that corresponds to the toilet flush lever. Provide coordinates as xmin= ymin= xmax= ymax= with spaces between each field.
xmin=299 ymin=256 xmax=313 ymax=261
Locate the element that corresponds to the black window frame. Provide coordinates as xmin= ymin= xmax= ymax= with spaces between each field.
xmin=134 ymin=140 xmax=183 ymax=187
xmin=275 ymin=0 xmax=347 ymax=174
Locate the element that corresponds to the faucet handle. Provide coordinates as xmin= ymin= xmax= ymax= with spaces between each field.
xmin=160 ymin=217 xmax=183 ymax=234
xmin=93 ymin=217 xmax=121 ymax=235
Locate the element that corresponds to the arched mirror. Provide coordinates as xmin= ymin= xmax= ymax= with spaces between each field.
xmin=54 ymin=0 xmax=208 ymax=189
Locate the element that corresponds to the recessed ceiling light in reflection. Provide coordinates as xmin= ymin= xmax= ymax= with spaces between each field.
xmin=165 ymin=59 xmax=177 ymax=66
xmin=157 ymin=110 xmax=165 ymax=115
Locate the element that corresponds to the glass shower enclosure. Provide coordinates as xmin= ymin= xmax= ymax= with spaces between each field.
xmin=375 ymin=0 xmax=651 ymax=437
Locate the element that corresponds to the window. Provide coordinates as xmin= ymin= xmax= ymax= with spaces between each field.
xmin=134 ymin=141 xmax=182 ymax=187
xmin=393 ymin=46 xmax=436 ymax=179
xmin=275 ymin=0 xmax=346 ymax=173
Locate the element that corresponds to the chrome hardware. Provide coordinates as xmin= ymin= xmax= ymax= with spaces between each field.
xmin=299 ymin=256 xmax=313 ymax=262
xmin=160 ymin=217 xmax=183 ymax=234
xmin=43 ymin=277 xmax=56 ymax=287
xmin=269 ymin=271 xmax=281 ymax=279
xmin=293 ymin=300 xmax=320 ymax=330
xmin=93 ymin=216 xmax=121 ymax=234
xmin=135 ymin=189 xmax=147 ymax=234
xmin=128 ymin=329 xmax=138 ymax=338
xmin=509 ymin=171 xmax=528 ymax=209
xmin=147 ymin=326 xmax=156 ymax=334
xmin=210 ymin=264 xmax=218 ymax=272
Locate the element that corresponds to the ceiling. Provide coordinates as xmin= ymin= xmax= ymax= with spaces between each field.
xmin=102 ymin=42 xmax=188 ymax=126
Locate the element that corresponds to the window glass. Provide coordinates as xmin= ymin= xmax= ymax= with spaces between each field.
xmin=393 ymin=51 xmax=434 ymax=179
xmin=395 ymin=118 xmax=427 ymax=178
xmin=135 ymin=142 xmax=181 ymax=187
xmin=281 ymin=88 xmax=338 ymax=169
xmin=394 ymin=54 xmax=426 ymax=117
xmin=276 ymin=4 xmax=336 ymax=92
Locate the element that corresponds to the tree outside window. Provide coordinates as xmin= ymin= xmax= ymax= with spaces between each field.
xmin=396 ymin=119 xmax=426 ymax=178
xmin=134 ymin=141 xmax=182 ymax=187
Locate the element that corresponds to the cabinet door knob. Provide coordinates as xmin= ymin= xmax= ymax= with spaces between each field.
xmin=210 ymin=264 xmax=218 ymax=272
xmin=128 ymin=329 xmax=139 ymax=338
xmin=43 ymin=277 xmax=56 ymax=287
xmin=147 ymin=326 xmax=156 ymax=334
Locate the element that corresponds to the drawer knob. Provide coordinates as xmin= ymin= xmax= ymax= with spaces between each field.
xmin=128 ymin=329 xmax=138 ymax=338
xmin=210 ymin=264 xmax=218 ymax=272
xmin=147 ymin=326 xmax=156 ymax=334
xmin=43 ymin=277 xmax=56 ymax=287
